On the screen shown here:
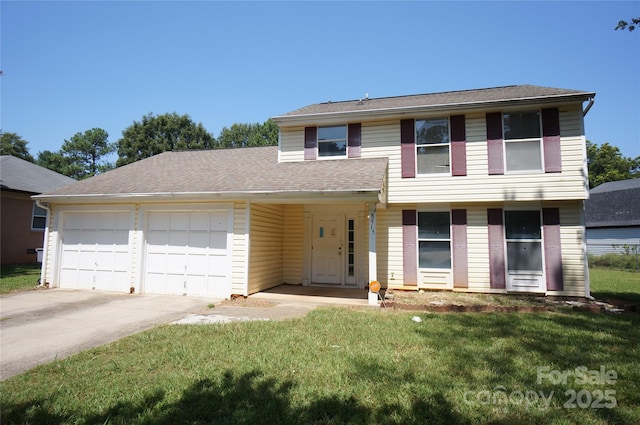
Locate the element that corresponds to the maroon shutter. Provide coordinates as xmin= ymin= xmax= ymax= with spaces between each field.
xmin=450 ymin=115 xmax=467 ymax=176
xmin=487 ymin=208 xmax=506 ymax=289
xmin=451 ymin=209 xmax=468 ymax=288
xmin=347 ymin=123 xmax=361 ymax=158
xmin=542 ymin=108 xmax=562 ymax=173
xmin=486 ymin=112 xmax=504 ymax=175
xmin=304 ymin=127 xmax=317 ymax=160
xmin=400 ymin=119 xmax=415 ymax=178
xmin=402 ymin=210 xmax=418 ymax=286
xmin=543 ymin=208 xmax=564 ymax=291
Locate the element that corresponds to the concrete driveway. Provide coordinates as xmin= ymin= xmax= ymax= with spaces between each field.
xmin=0 ymin=289 xmax=214 ymax=380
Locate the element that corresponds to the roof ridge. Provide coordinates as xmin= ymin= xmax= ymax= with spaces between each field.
xmin=319 ymin=84 xmax=524 ymax=105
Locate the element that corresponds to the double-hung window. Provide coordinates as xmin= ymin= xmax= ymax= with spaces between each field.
xmin=318 ymin=125 xmax=347 ymax=157
xmin=416 ymin=118 xmax=450 ymax=174
xmin=503 ymin=111 xmax=542 ymax=172
xmin=32 ymin=203 xmax=47 ymax=231
xmin=418 ymin=211 xmax=451 ymax=269
xmin=505 ymin=210 xmax=543 ymax=274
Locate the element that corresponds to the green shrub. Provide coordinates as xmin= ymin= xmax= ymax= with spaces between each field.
xmin=589 ymin=253 xmax=639 ymax=271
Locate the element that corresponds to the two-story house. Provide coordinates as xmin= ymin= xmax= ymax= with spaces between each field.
xmin=35 ymin=85 xmax=595 ymax=300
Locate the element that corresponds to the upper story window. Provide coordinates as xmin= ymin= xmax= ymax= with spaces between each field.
xmin=416 ymin=118 xmax=450 ymax=174
xmin=32 ymin=204 xmax=47 ymax=231
xmin=503 ymin=111 xmax=542 ymax=172
xmin=318 ymin=125 xmax=347 ymax=157
xmin=418 ymin=211 xmax=451 ymax=269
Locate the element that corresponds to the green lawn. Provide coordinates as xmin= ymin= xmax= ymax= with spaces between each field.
xmin=0 ymin=263 xmax=41 ymax=294
xmin=589 ymin=268 xmax=640 ymax=306
xmin=1 ymin=266 xmax=638 ymax=424
xmin=2 ymin=307 xmax=639 ymax=424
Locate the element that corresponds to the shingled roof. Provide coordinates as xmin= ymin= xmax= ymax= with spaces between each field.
xmin=586 ymin=178 xmax=640 ymax=228
xmin=274 ymin=85 xmax=595 ymax=121
xmin=0 ymin=155 xmax=75 ymax=194
xmin=35 ymin=146 xmax=388 ymax=202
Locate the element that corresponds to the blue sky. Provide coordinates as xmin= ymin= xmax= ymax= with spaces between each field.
xmin=2 ymin=1 xmax=639 ymax=160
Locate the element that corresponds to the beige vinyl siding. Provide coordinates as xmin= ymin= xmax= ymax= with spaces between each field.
xmin=279 ymin=127 xmax=305 ymax=162
xmin=376 ymin=205 xmax=406 ymax=289
xmin=278 ymin=106 xmax=588 ymax=203
xmin=232 ymin=201 xmax=248 ymax=295
xmin=248 ymin=203 xmax=285 ymax=294
xmin=283 ymin=204 xmax=304 ymax=284
xmin=376 ymin=202 xmax=586 ymax=296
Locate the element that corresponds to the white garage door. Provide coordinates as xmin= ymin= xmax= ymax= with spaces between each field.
xmin=144 ymin=210 xmax=231 ymax=298
xmin=59 ymin=212 xmax=132 ymax=292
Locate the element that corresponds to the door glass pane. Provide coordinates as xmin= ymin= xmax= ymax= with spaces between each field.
xmin=507 ymin=241 xmax=542 ymax=271
xmin=505 ymin=211 xmax=541 ymax=239
xmin=419 ymin=241 xmax=451 ymax=268
xmin=418 ymin=212 xmax=450 ymax=239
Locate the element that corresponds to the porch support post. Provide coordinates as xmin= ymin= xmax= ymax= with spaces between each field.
xmin=368 ymin=203 xmax=378 ymax=306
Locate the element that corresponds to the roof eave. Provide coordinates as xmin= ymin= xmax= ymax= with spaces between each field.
xmin=33 ymin=189 xmax=383 ymax=204
xmin=272 ymin=92 xmax=596 ymax=126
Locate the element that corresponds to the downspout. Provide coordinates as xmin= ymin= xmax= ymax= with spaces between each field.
xmin=583 ymin=96 xmax=595 ymax=117
xmin=581 ymin=95 xmax=595 ymax=299
xmin=35 ymin=200 xmax=51 ymax=287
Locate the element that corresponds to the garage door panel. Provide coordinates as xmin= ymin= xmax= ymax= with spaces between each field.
xmin=209 ymin=231 xmax=227 ymax=251
xmin=188 ymin=232 xmax=210 ymax=250
xmin=170 ymin=214 xmax=189 ymax=231
xmin=147 ymin=230 xmax=168 ymax=247
xmin=210 ymin=212 xmax=228 ymax=231
xmin=168 ymin=231 xmax=188 ymax=247
xmin=144 ymin=210 xmax=231 ymax=298
xmin=59 ymin=212 xmax=132 ymax=292
xmin=148 ymin=213 xmax=170 ymax=230
xmin=189 ymin=213 xmax=210 ymax=231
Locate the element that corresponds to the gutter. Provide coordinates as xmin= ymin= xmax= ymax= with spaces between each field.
xmin=35 ymin=200 xmax=51 ymax=287
xmin=32 ymin=189 xmax=384 ymax=204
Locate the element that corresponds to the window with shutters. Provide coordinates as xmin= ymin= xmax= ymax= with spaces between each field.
xmin=318 ymin=125 xmax=347 ymax=157
xmin=505 ymin=210 xmax=543 ymax=274
xmin=503 ymin=111 xmax=543 ymax=172
xmin=416 ymin=118 xmax=450 ymax=174
xmin=418 ymin=211 xmax=451 ymax=269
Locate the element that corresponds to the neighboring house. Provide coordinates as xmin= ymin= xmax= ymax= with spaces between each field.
xmin=1 ymin=156 xmax=75 ymax=265
xmin=35 ymin=85 xmax=595 ymax=299
xmin=585 ymin=178 xmax=640 ymax=255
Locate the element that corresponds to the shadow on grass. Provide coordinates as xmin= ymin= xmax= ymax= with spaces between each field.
xmin=591 ymin=289 xmax=640 ymax=307
xmin=0 ymin=263 xmax=41 ymax=279
xmin=2 ymin=370 xmax=468 ymax=425
xmin=2 ymin=311 xmax=639 ymax=424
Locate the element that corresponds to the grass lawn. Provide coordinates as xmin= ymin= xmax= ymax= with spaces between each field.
xmin=589 ymin=268 xmax=640 ymax=306
xmin=1 ymin=267 xmax=638 ymax=424
xmin=2 ymin=306 xmax=639 ymax=424
xmin=0 ymin=263 xmax=41 ymax=294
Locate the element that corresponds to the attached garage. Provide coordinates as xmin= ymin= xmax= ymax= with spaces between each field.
xmin=143 ymin=209 xmax=232 ymax=298
xmin=58 ymin=211 xmax=132 ymax=292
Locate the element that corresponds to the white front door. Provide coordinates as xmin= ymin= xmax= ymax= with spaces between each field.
xmin=311 ymin=214 xmax=343 ymax=284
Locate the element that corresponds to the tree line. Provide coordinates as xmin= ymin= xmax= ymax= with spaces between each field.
xmin=0 ymin=112 xmax=278 ymax=180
